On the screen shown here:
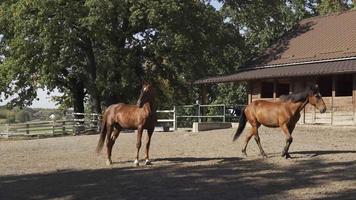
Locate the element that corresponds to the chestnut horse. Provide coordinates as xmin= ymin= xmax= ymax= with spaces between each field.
xmin=233 ymin=84 xmax=326 ymax=159
xmin=96 ymin=82 xmax=157 ymax=166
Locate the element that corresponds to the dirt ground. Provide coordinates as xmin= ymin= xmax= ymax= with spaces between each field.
xmin=1 ymin=125 xmax=356 ymax=200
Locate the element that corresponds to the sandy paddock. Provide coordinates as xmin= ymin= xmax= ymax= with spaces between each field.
xmin=1 ymin=125 xmax=356 ymax=200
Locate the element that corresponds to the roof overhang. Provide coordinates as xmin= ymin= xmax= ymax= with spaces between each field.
xmin=194 ymin=59 xmax=356 ymax=84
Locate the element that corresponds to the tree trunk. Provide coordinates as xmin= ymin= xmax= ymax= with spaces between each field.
xmin=72 ymin=79 xmax=85 ymax=114
xmin=90 ymin=95 xmax=102 ymax=113
xmin=82 ymin=38 xmax=102 ymax=114
xmin=71 ymin=78 xmax=85 ymax=134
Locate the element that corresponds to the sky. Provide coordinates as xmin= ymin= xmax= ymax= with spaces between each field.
xmin=0 ymin=1 xmax=223 ymax=109
xmin=0 ymin=88 xmax=60 ymax=109
xmin=211 ymin=0 xmax=223 ymax=10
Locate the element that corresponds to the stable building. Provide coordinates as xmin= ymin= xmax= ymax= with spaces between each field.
xmin=195 ymin=10 xmax=356 ymax=125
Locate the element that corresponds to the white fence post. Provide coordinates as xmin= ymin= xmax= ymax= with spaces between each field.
xmin=173 ymin=106 xmax=177 ymax=130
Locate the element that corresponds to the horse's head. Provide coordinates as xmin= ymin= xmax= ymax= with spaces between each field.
xmin=137 ymin=81 xmax=155 ymax=108
xmin=307 ymin=84 xmax=326 ymax=113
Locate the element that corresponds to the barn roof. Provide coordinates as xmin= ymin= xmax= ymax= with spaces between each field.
xmin=195 ymin=10 xmax=356 ymax=84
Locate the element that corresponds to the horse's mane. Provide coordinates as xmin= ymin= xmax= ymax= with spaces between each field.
xmin=279 ymin=90 xmax=309 ymax=103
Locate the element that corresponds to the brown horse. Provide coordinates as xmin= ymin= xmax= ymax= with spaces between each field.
xmin=233 ymin=84 xmax=326 ymax=159
xmin=96 ymin=81 xmax=157 ymax=166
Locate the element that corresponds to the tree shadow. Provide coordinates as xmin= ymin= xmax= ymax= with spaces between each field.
xmin=1 ymin=155 xmax=356 ymax=200
xmin=291 ymin=150 xmax=356 ymax=157
xmin=153 ymin=156 xmax=241 ymax=164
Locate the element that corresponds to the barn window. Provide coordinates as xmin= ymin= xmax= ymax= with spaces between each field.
xmin=336 ymin=74 xmax=352 ymax=96
xmin=276 ymin=83 xmax=289 ymax=97
xmin=318 ymin=76 xmax=332 ymax=97
xmin=261 ymin=82 xmax=273 ymax=98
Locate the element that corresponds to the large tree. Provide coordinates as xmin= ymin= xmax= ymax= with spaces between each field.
xmin=0 ymin=0 xmax=245 ymax=111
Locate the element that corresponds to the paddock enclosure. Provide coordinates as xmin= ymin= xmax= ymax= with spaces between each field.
xmin=1 ymin=126 xmax=355 ymax=200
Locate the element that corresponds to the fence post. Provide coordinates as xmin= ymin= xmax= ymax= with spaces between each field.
xmin=6 ymin=124 xmax=9 ymax=137
xmin=173 ymin=106 xmax=177 ymax=130
xmin=50 ymin=114 xmax=56 ymax=136
xmin=26 ymin=123 xmax=30 ymax=134
xmin=52 ymin=120 xmax=55 ymax=136
xmin=197 ymin=104 xmax=201 ymax=123
xmin=223 ymin=104 xmax=226 ymax=122
xmin=62 ymin=121 xmax=66 ymax=134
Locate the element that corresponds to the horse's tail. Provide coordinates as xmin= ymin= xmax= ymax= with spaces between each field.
xmin=233 ymin=107 xmax=247 ymax=142
xmin=96 ymin=112 xmax=108 ymax=154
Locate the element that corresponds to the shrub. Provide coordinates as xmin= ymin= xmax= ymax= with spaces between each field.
xmin=6 ymin=112 xmax=16 ymax=124
xmin=0 ymin=110 xmax=8 ymax=119
xmin=15 ymin=110 xmax=32 ymax=123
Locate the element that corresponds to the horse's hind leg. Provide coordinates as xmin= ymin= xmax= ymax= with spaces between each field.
xmin=254 ymin=131 xmax=267 ymax=158
xmin=281 ymin=124 xmax=293 ymax=159
xmin=134 ymin=127 xmax=144 ymax=166
xmin=105 ymin=124 xmax=114 ymax=165
xmin=144 ymin=129 xmax=154 ymax=165
xmin=111 ymin=124 xmax=121 ymax=148
xmin=242 ymin=125 xmax=256 ymax=157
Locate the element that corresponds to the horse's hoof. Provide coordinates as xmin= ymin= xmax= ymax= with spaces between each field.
xmin=285 ymin=153 xmax=292 ymax=159
xmin=134 ymin=159 xmax=139 ymax=167
xmin=281 ymin=151 xmax=286 ymax=157
xmin=261 ymin=153 xmax=268 ymax=158
xmin=145 ymin=159 xmax=152 ymax=165
xmin=242 ymin=151 xmax=248 ymax=157
xmin=106 ymin=160 xmax=112 ymax=166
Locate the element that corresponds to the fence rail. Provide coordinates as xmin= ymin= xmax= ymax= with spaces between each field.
xmin=0 ymin=113 xmax=101 ymax=138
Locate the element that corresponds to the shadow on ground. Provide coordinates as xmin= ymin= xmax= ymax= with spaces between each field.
xmin=1 ymin=154 xmax=356 ymax=200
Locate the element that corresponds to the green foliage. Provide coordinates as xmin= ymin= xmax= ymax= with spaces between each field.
xmin=2 ymin=0 xmax=354 ymax=111
xmin=0 ymin=109 xmax=7 ymax=119
xmin=211 ymin=83 xmax=247 ymax=105
xmin=0 ymin=0 xmax=245 ymax=110
xmin=5 ymin=111 xmax=15 ymax=123
xmin=317 ymin=0 xmax=348 ymax=15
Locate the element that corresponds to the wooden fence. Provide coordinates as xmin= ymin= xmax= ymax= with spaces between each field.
xmin=0 ymin=105 xmax=245 ymax=138
xmin=0 ymin=113 xmax=101 ymax=138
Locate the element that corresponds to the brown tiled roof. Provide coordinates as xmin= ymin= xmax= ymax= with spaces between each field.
xmin=250 ymin=10 xmax=356 ymax=67
xmin=195 ymin=59 xmax=356 ymax=84
xmin=195 ymin=10 xmax=356 ymax=84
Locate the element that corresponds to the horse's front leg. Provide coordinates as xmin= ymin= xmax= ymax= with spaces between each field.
xmin=144 ymin=128 xmax=154 ymax=165
xmin=134 ymin=127 xmax=143 ymax=166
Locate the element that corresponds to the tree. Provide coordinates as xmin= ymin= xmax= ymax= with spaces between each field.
xmin=3 ymin=0 xmax=337 ymax=111
xmin=317 ymin=0 xmax=348 ymax=15
xmin=1 ymin=0 xmax=246 ymax=111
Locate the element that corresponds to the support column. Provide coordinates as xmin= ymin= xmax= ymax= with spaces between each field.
xmin=331 ymin=76 xmax=336 ymax=125
xmin=353 ymin=74 xmax=356 ymax=124
xmin=248 ymin=82 xmax=252 ymax=104
xmin=289 ymin=79 xmax=293 ymax=94
xmin=201 ymin=84 xmax=207 ymax=122
xmin=273 ymin=80 xmax=277 ymax=101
